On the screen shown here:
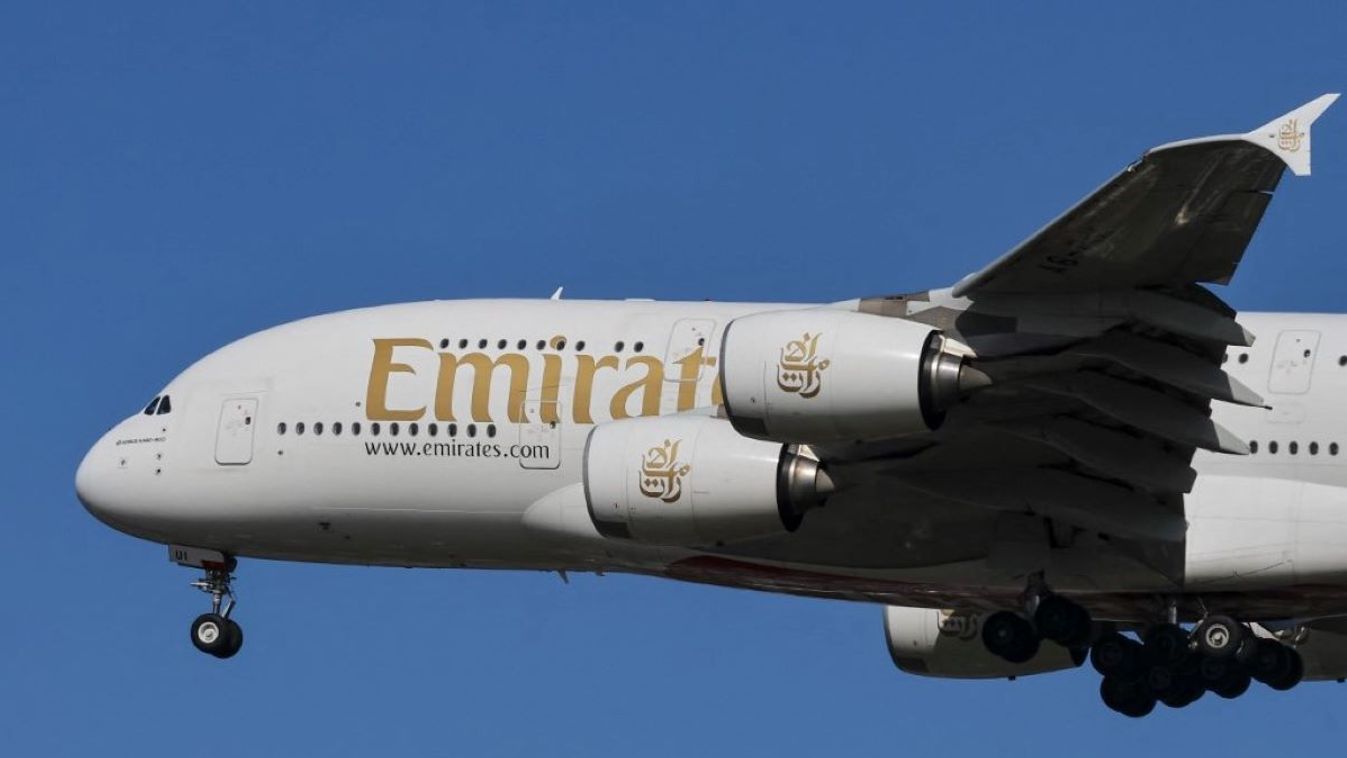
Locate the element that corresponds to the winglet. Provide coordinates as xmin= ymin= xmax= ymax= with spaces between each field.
xmin=1245 ymin=93 xmax=1339 ymax=176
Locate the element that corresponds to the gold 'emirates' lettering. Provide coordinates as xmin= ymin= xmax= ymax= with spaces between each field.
xmin=365 ymin=339 xmax=719 ymax=425
xmin=366 ymin=338 xmax=432 ymax=420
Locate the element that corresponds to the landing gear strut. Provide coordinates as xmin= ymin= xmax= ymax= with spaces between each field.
xmin=172 ymin=545 xmax=244 ymax=659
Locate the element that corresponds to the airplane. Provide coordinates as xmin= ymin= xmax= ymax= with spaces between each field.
xmin=77 ymin=94 xmax=1347 ymax=717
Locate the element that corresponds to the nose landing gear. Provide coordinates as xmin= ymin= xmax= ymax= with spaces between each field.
xmin=171 ymin=545 xmax=244 ymax=659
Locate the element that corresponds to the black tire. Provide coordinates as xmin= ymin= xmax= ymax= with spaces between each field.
xmin=1034 ymin=595 xmax=1089 ymax=646
xmin=191 ymin=613 xmax=230 ymax=656
xmin=1193 ymin=615 xmax=1246 ymax=659
xmin=1212 ymin=667 xmax=1252 ymax=699
xmin=1159 ymin=673 xmax=1205 ymax=709
xmin=1267 ymin=647 xmax=1304 ymax=691
xmin=1197 ymin=654 xmax=1234 ymax=688
xmin=1100 ymin=677 xmax=1156 ymax=718
xmin=1143 ymin=623 xmax=1190 ymax=666
xmin=982 ymin=611 xmax=1039 ymax=664
xmin=1247 ymin=638 xmax=1287 ymax=684
xmin=213 ymin=619 xmax=244 ymax=659
xmin=1090 ymin=632 xmax=1141 ymax=680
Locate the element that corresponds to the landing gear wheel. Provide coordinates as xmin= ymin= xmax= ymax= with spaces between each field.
xmin=1090 ymin=632 xmax=1142 ymax=680
xmin=213 ymin=619 xmax=244 ymax=659
xmin=191 ymin=613 xmax=231 ymax=656
xmin=1193 ymin=615 xmax=1246 ymax=659
xmin=1212 ymin=667 xmax=1253 ymax=699
xmin=1100 ymin=677 xmax=1156 ymax=718
xmin=1267 ymin=646 xmax=1304 ymax=691
xmin=1034 ymin=595 xmax=1092 ymax=648
xmin=982 ymin=611 xmax=1040 ymax=664
xmin=1158 ymin=672 xmax=1205 ymax=709
xmin=1247 ymin=638 xmax=1287 ymax=683
xmin=1143 ymin=623 xmax=1190 ymax=666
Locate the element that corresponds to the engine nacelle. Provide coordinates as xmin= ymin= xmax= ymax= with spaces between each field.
xmin=719 ymin=309 xmax=964 ymax=443
xmin=584 ymin=415 xmax=833 ymax=546
xmin=883 ymin=606 xmax=1081 ymax=679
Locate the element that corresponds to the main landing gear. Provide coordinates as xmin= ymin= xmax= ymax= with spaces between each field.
xmin=982 ymin=593 xmax=1092 ymax=664
xmin=1089 ymin=620 xmax=1302 ymax=717
xmin=978 ymin=591 xmax=1305 ymax=717
xmin=172 ymin=545 xmax=244 ymax=659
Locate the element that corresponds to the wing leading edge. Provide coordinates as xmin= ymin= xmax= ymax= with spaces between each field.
xmin=952 ymin=94 xmax=1339 ymax=298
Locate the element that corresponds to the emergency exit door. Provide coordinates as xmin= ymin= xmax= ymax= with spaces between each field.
xmin=215 ymin=397 xmax=258 ymax=465
xmin=1268 ymin=330 xmax=1321 ymax=395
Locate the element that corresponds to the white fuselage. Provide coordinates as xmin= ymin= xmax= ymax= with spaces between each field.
xmin=75 ymin=300 xmax=1347 ymax=620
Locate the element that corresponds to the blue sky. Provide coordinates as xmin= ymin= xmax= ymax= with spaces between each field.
xmin=4 ymin=2 xmax=1347 ymax=754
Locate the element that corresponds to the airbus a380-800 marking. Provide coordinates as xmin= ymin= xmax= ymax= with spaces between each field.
xmin=79 ymin=94 xmax=1347 ymax=717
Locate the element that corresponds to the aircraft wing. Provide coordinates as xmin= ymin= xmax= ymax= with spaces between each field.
xmin=952 ymin=94 xmax=1339 ymax=298
xmin=833 ymin=96 xmax=1339 ymax=582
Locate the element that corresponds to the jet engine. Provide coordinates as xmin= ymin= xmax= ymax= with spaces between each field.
xmin=884 ymin=606 xmax=1082 ymax=679
xmin=584 ymin=415 xmax=834 ymax=546
xmin=719 ymin=309 xmax=968 ymax=443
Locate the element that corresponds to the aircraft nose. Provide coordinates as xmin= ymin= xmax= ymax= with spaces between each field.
xmin=75 ymin=426 xmax=150 ymax=536
xmin=76 ymin=430 xmax=120 ymax=526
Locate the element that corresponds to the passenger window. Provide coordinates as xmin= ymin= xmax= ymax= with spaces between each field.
xmin=409 ymin=422 xmax=419 ymax=437
xmin=352 ymin=422 xmax=362 ymax=436
xmin=296 ymin=422 xmax=306 ymax=436
xmin=1249 ymin=441 xmax=1258 ymax=454
xmin=371 ymin=423 xmax=381 ymax=437
xmin=144 ymin=397 xmax=161 ymax=416
xmin=1269 ymin=441 xmax=1279 ymax=454
xmin=333 ymin=422 xmax=343 ymax=436
xmin=428 ymin=423 xmax=438 ymax=437
xmin=277 ymin=422 xmax=287 ymax=435
xmin=1310 ymin=442 xmax=1319 ymax=455
xmin=314 ymin=422 xmax=324 ymax=436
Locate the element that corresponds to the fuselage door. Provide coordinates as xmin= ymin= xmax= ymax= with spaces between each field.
xmin=215 ymin=397 xmax=258 ymax=465
xmin=664 ymin=319 xmax=716 ymax=383
xmin=1268 ymin=330 xmax=1321 ymax=395
xmin=518 ymin=399 xmax=561 ymax=470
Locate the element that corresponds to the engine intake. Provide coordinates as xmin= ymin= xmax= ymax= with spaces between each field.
xmin=719 ymin=309 xmax=966 ymax=443
xmin=584 ymin=415 xmax=834 ymax=546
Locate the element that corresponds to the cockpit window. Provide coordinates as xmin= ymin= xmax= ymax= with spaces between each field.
xmin=143 ymin=397 xmax=161 ymax=415
xmin=156 ymin=395 xmax=172 ymax=415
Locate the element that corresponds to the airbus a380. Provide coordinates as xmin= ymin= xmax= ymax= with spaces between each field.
xmin=78 ymin=95 xmax=1347 ymax=716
